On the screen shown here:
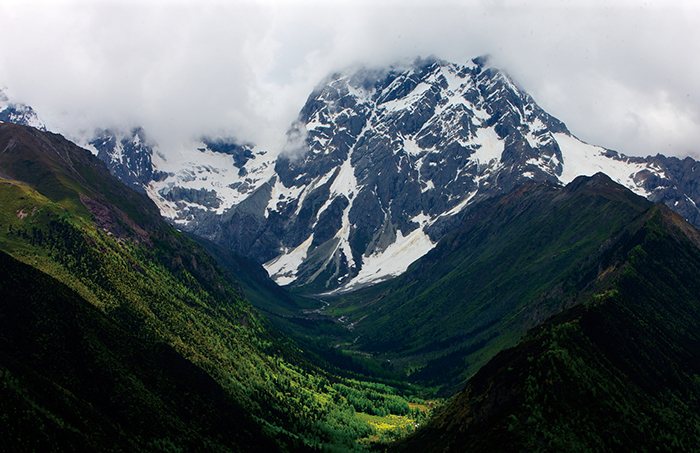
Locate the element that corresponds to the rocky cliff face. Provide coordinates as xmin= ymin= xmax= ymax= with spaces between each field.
xmin=631 ymin=153 xmax=700 ymax=227
xmin=88 ymin=127 xmax=167 ymax=193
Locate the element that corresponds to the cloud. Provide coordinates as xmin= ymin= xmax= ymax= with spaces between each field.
xmin=0 ymin=0 xmax=699 ymax=159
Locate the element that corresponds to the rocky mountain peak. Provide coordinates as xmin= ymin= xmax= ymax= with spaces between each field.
xmin=0 ymin=90 xmax=46 ymax=131
xmin=88 ymin=127 xmax=167 ymax=193
xmin=250 ymin=57 xmax=580 ymax=292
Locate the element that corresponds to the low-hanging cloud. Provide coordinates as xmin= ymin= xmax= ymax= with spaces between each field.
xmin=1 ymin=0 xmax=699 ymax=160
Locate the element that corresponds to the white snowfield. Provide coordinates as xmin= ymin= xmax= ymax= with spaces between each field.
xmin=553 ymin=133 xmax=662 ymax=197
xmin=264 ymin=235 xmax=315 ymax=286
xmin=148 ymin=139 xmax=278 ymax=221
xmin=338 ymin=227 xmax=435 ymax=293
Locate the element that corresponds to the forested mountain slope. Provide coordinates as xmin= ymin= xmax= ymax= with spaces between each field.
xmin=0 ymin=122 xmax=426 ymax=451
xmin=0 ymin=250 xmax=277 ymax=452
xmin=391 ymin=202 xmax=700 ymax=452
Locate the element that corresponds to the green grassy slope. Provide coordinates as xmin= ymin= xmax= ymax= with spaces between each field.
xmin=391 ymin=203 xmax=700 ymax=452
xmin=0 ymin=123 xmax=426 ymax=451
xmin=0 ymin=122 xmax=161 ymax=226
xmin=0 ymin=250 xmax=276 ymax=452
xmin=326 ymin=174 xmax=652 ymax=391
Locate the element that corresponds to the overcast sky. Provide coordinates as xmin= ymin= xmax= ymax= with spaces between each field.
xmin=1 ymin=0 xmax=699 ymax=160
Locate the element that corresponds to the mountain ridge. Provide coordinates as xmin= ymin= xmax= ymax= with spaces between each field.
xmin=391 ymin=200 xmax=700 ymax=452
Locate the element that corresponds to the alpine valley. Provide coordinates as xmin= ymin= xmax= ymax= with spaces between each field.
xmin=3 ymin=56 xmax=700 ymax=452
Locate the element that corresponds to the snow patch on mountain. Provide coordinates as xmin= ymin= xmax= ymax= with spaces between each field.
xmin=265 ymin=235 xmax=315 ymax=286
xmin=335 ymin=198 xmax=356 ymax=269
xmin=554 ymin=133 xmax=659 ymax=197
xmin=266 ymin=177 xmax=305 ymax=218
xmin=337 ymin=227 xmax=435 ymax=293
xmin=443 ymin=190 xmax=479 ymax=217
xmin=402 ymin=137 xmax=423 ymax=156
xmin=381 ymin=82 xmax=432 ymax=112
xmin=471 ymin=127 xmax=505 ymax=165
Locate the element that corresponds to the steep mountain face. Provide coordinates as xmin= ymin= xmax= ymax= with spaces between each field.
xmin=87 ymin=127 xmax=168 ymax=193
xmin=87 ymin=130 xmax=269 ymax=213
xmin=628 ymin=153 xmax=700 ymax=226
xmin=391 ymin=203 xmax=700 ymax=452
xmin=3 ymin=57 xmax=700 ymax=294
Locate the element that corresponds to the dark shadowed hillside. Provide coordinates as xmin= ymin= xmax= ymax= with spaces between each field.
xmin=0 ymin=250 xmax=276 ymax=452
xmin=391 ymin=203 xmax=700 ymax=452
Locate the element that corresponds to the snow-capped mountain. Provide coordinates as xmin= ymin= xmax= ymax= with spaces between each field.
xmin=85 ymin=127 xmax=168 ymax=193
xmin=0 ymin=89 xmax=46 ymax=131
xmin=170 ymin=56 xmax=698 ymax=293
xmin=144 ymin=136 xmax=276 ymax=222
xmin=85 ymin=127 xmax=278 ymax=223
xmin=3 ymin=57 xmax=699 ymax=294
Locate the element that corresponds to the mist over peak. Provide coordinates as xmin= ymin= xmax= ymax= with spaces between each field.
xmin=1 ymin=1 xmax=698 ymax=161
